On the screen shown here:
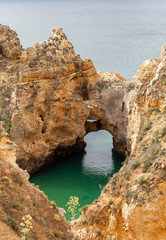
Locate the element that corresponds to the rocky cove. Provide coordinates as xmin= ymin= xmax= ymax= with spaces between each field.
xmin=0 ymin=24 xmax=166 ymax=240
xmin=29 ymin=130 xmax=122 ymax=221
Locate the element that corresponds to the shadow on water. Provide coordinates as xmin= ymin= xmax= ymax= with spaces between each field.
xmin=30 ymin=130 xmax=122 ymax=220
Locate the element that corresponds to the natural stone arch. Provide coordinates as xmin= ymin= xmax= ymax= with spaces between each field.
xmin=85 ymin=85 xmax=129 ymax=159
xmin=9 ymin=26 xmax=131 ymax=174
xmin=85 ymin=120 xmax=102 ymax=134
xmin=85 ymin=118 xmax=126 ymax=159
xmin=11 ymin=79 xmax=130 ymax=174
xmin=85 ymin=119 xmax=126 ymax=160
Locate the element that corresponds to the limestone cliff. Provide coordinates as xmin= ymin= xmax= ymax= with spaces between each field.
xmin=0 ymin=24 xmax=165 ymax=240
xmin=0 ymin=122 xmax=72 ymax=239
xmin=6 ymin=26 xmax=128 ymax=173
xmin=73 ymin=47 xmax=166 ymax=240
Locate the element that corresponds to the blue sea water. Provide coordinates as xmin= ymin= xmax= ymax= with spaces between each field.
xmin=1 ymin=0 xmax=166 ymax=80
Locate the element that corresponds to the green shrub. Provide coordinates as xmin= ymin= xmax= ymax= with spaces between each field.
xmin=60 ymin=58 xmax=65 ymax=64
xmin=139 ymin=177 xmax=149 ymax=185
xmin=143 ymin=121 xmax=152 ymax=131
xmin=3 ymin=216 xmax=19 ymax=233
xmin=151 ymin=131 xmax=160 ymax=144
xmin=161 ymin=127 xmax=166 ymax=137
xmin=152 ymin=108 xmax=160 ymax=115
xmin=131 ymin=160 xmax=140 ymax=170
xmin=139 ymin=120 xmax=152 ymax=141
xmin=97 ymin=230 xmax=101 ymax=236
xmin=11 ymin=202 xmax=19 ymax=208
xmin=96 ymin=81 xmax=105 ymax=89
xmin=63 ymin=48 xmax=69 ymax=54
xmin=143 ymin=159 xmax=152 ymax=172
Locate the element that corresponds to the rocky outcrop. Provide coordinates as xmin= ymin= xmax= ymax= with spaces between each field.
xmin=8 ymin=27 xmax=129 ymax=173
xmin=0 ymin=122 xmax=17 ymax=163
xmin=0 ymin=122 xmax=72 ymax=239
xmin=0 ymin=24 xmax=22 ymax=58
xmin=0 ymin=25 xmax=24 ymax=134
xmin=11 ymin=78 xmax=91 ymax=173
xmin=0 ymin=70 xmax=18 ymax=134
xmin=72 ymin=46 xmax=166 ymax=240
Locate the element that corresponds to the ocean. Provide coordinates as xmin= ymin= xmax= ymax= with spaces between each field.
xmin=1 ymin=0 xmax=166 ymax=79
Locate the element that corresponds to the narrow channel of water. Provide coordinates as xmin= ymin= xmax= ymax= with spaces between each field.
xmin=30 ymin=130 xmax=122 ymax=220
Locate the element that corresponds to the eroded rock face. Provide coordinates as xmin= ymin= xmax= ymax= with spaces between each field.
xmin=0 ymin=24 xmax=22 ymax=58
xmin=0 ymin=123 xmax=72 ymax=239
xmin=11 ymin=79 xmax=91 ymax=173
xmin=0 ymin=122 xmax=17 ymax=163
xmin=72 ymin=45 xmax=166 ymax=240
xmin=127 ymin=54 xmax=166 ymax=154
xmin=96 ymin=81 xmax=130 ymax=157
xmin=9 ymin=27 xmax=129 ymax=173
xmin=0 ymin=25 xmax=130 ymax=173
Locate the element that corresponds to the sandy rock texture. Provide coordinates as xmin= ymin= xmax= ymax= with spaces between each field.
xmin=0 ymin=24 xmax=22 ymax=58
xmin=7 ymin=26 xmax=129 ymax=173
xmin=0 ymin=122 xmax=72 ymax=240
xmin=73 ymin=44 xmax=166 ymax=240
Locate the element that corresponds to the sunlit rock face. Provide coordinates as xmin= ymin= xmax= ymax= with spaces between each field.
xmin=8 ymin=26 xmax=130 ymax=173
xmin=0 ymin=122 xmax=17 ymax=163
xmin=0 ymin=122 xmax=72 ymax=240
xmin=73 ymin=44 xmax=166 ymax=240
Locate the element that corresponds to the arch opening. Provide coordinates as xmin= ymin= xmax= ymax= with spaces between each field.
xmin=85 ymin=119 xmax=126 ymax=161
xmin=82 ymin=129 xmax=122 ymax=177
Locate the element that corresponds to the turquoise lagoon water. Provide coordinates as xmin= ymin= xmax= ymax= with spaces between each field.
xmin=30 ymin=131 xmax=122 ymax=220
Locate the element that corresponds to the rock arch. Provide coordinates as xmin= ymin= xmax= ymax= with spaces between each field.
xmin=11 ymin=75 xmax=130 ymax=174
xmin=9 ymin=27 xmax=131 ymax=174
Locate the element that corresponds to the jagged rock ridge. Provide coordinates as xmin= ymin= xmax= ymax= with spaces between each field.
xmin=0 ymin=25 xmax=129 ymax=173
